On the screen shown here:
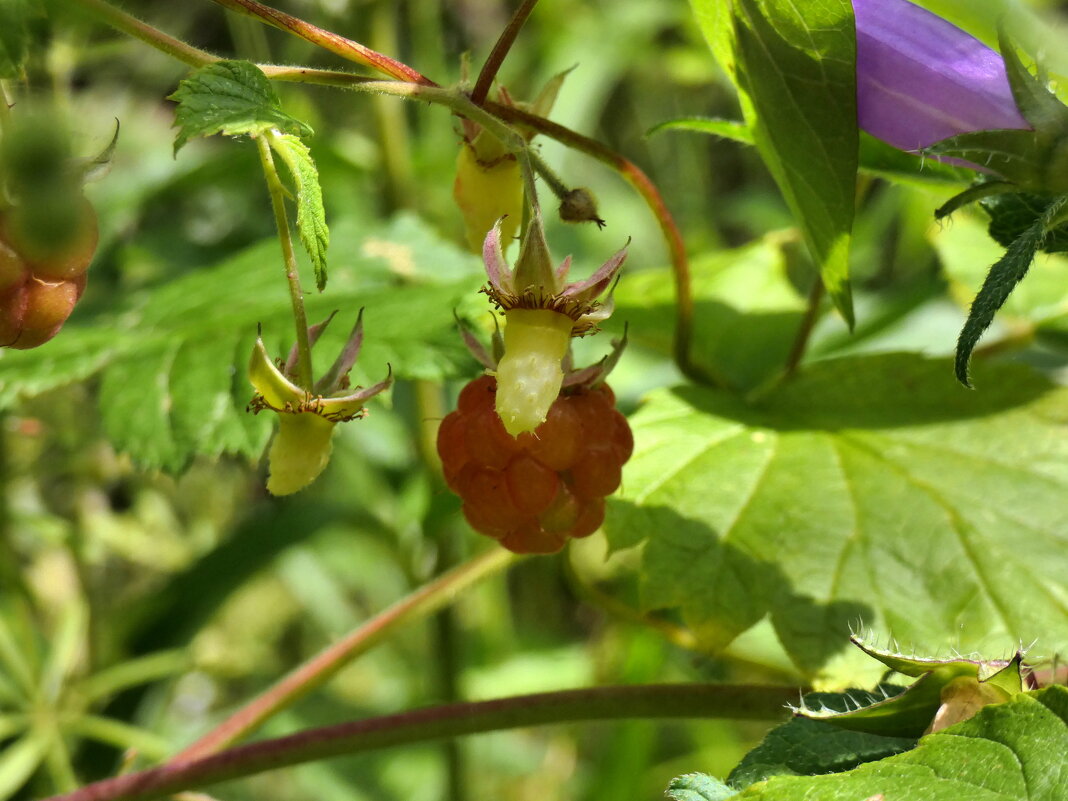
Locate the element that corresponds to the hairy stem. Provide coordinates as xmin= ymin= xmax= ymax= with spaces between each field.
xmin=255 ymin=132 xmax=313 ymax=390
xmin=208 ymin=0 xmax=437 ymax=85
xmin=470 ymin=0 xmax=541 ymax=106
xmin=174 ymin=548 xmax=515 ymax=761
xmin=46 ymin=683 xmax=796 ymax=801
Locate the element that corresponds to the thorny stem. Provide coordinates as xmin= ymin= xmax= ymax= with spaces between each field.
xmin=255 ymin=132 xmax=314 ymax=390
xmin=174 ymin=548 xmax=515 ymax=761
xmin=45 ymin=684 xmax=796 ymax=801
xmin=470 ymin=0 xmax=541 ymax=106
xmin=208 ymin=0 xmax=437 ymax=85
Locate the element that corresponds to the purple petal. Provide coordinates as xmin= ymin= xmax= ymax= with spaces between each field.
xmin=482 ymin=219 xmax=515 ymax=295
xmin=559 ymin=242 xmax=628 ymax=300
xmin=854 ymin=0 xmax=1029 ymax=151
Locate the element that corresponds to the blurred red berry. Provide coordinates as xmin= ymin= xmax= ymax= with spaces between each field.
xmin=0 ymin=196 xmax=96 ymax=350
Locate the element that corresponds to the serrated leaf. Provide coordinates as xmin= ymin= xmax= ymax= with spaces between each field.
xmin=666 ymin=772 xmax=738 ymax=801
xmin=799 ymin=642 xmax=1024 ymax=738
xmin=705 ymin=0 xmax=857 ymax=325
xmin=269 ymin=132 xmax=329 ymax=291
xmin=169 ymin=60 xmax=312 ymax=155
xmin=933 ymin=213 xmax=1068 ymax=331
xmin=981 ymin=191 xmax=1068 ymax=253
xmin=728 ymin=688 xmax=916 ymax=789
xmin=0 ymin=214 xmax=483 ymax=470
xmin=604 ymin=354 xmax=1068 ymax=679
xmin=731 ymin=686 xmax=1068 ymax=800
xmin=954 ymin=195 xmax=1068 ymax=386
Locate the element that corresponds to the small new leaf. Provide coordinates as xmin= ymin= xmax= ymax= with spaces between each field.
xmin=269 ymin=133 xmax=330 ymax=290
xmin=955 ymin=195 xmax=1068 ymax=386
xmin=169 ymin=60 xmax=312 ymax=155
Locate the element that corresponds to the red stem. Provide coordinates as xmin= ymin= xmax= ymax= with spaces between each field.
xmin=42 ymin=684 xmax=798 ymax=801
xmin=470 ymin=0 xmax=541 ymax=106
xmin=209 ymin=0 xmax=438 ymax=86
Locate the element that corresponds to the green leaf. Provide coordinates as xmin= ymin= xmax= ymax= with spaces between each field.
xmin=0 ymin=0 xmax=39 ymax=78
xmin=700 ymin=0 xmax=858 ymax=325
xmin=954 ymin=195 xmax=1068 ymax=386
xmin=605 ymin=354 xmax=1068 ymax=680
xmin=797 ymin=642 xmax=1024 ymax=738
xmin=997 ymin=31 xmax=1068 ymax=133
xmin=980 ymin=191 xmax=1068 ymax=253
xmin=667 ymin=773 xmax=738 ymax=801
xmin=728 ymin=689 xmax=916 ymax=789
xmin=270 ymin=132 xmax=330 ymax=291
xmin=732 ymin=686 xmax=1068 ymax=800
xmin=169 ymin=60 xmax=312 ymax=155
xmin=608 ymin=235 xmax=811 ymax=392
xmin=0 ymin=734 xmax=47 ymax=800
xmin=925 ymin=128 xmax=1067 ymax=193
xmin=648 ymin=117 xmax=755 ymax=146
xmin=650 ymin=120 xmax=967 ymax=185
xmin=0 ymin=214 xmax=483 ymax=471
xmin=933 ymin=213 xmax=1068 ymax=331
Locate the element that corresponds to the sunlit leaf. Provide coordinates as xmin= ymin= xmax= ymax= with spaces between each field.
xmin=605 ymin=354 xmax=1068 ymax=679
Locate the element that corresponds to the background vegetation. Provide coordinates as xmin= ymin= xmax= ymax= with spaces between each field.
xmin=1 ymin=1 xmax=1066 ymax=799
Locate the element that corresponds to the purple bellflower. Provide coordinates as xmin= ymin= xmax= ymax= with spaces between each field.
xmin=853 ymin=0 xmax=1030 ymax=151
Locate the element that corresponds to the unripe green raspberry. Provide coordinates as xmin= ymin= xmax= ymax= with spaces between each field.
xmin=494 ymin=308 xmax=574 ymax=436
xmin=453 ymin=142 xmax=522 ymax=254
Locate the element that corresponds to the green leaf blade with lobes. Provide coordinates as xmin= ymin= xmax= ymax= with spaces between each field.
xmin=605 ymin=354 xmax=1068 ymax=680
xmin=169 ymin=60 xmax=313 ymax=155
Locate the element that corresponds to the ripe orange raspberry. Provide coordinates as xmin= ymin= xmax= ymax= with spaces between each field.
xmin=437 ymin=375 xmax=633 ymax=554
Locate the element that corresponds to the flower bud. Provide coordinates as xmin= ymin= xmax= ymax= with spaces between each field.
xmin=558 ymin=188 xmax=605 ymax=228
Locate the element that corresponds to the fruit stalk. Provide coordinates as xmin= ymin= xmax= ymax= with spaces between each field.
xmin=255 ymin=132 xmax=314 ymax=390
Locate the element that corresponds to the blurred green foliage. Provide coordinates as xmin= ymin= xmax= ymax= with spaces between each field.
xmin=0 ymin=1 xmax=1066 ymax=800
